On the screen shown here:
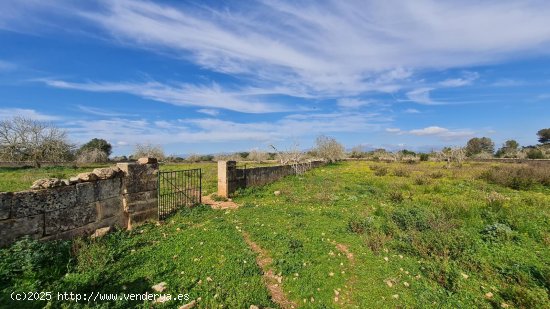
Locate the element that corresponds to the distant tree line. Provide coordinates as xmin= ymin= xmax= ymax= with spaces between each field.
xmin=0 ymin=116 xmax=547 ymax=167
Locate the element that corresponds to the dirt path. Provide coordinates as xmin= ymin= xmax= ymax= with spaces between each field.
xmin=332 ymin=241 xmax=357 ymax=306
xmin=201 ymin=195 xmax=240 ymax=209
xmin=241 ymin=231 xmax=297 ymax=309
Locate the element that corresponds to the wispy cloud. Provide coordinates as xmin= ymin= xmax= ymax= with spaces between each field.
xmin=403 ymin=108 xmax=421 ymax=114
xmin=77 ymin=105 xmax=131 ymax=117
xmin=0 ymin=108 xmax=60 ymax=121
xmin=438 ymin=72 xmax=479 ymax=87
xmin=45 ymin=80 xmax=290 ymax=114
xmin=406 ymin=88 xmax=439 ymax=105
xmin=387 ymin=126 xmax=474 ymax=140
xmin=336 ymin=98 xmax=373 ymax=109
xmin=197 ymin=109 xmax=219 ymax=116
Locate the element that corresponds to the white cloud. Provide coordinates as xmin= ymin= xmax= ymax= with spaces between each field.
xmin=77 ymin=105 xmax=130 ymax=117
xmin=0 ymin=108 xmax=60 ymax=121
xmin=406 ymin=88 xmax=438 ymax=105
xmin=63 ymin=110 xmax=389 ymax=146
xmin=438 ymin=72 xmax=479 ymax=87
xmin=387 ymin=126 xmax=474 ymax=140
xmin=404 ymin=108 xmax=421 ymax=114
xmin=337 ymin=98 xmax=372 ymax=109
xmin=45 ymin=80 xmax=289 ymax=114
xmin=197 ymin=109 xmax=219 ymax=116
xmin=74 ymin=0 xmax=550 ymax=96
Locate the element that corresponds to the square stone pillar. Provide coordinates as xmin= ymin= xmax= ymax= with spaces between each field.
xmin=218 ymin=161 xmax=237 ymax=198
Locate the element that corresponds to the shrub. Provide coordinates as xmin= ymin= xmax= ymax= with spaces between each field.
xmin=391 ymin=208 xmax=432 ymax=231
xmin=364 ymin=231 xmax=392 ymax=254
xmin=371 ymin=165 xmax=388 ymax=176
xmin=392 ymin=167 xmax=411 ymax=177
xmin=419 ymin=153 xmax=430 ymax=161
xmin=348 ymin=217 xmax=375 ymax=234
xmin=526 ymin=148 xmax=544 ymax=159
xmin=481 ymin=223 xmax=515 ymax=243
xmin=388 ymin=191 xmax=405 ymax=203
xmin=485 ymin=191 xmax=509 ymax=211
xmin=413 ymin=175 xmax=430 ymax=185
xmin=501 ymin=285 xmax=549 ymax=308
xmin=429 ymin=171 xmax=445 ymax=179
xmin=480 ymin=165 xmax=550 ymax=190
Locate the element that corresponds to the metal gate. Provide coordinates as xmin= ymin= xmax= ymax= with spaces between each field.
xmin=158 ymin=169 xmax=202 ymax=220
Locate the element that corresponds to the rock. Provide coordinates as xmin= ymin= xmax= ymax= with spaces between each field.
xmin=403 ymin=281 xmax=410 ymax=287
xmin=92 ymin=167 xmax=117 ymax=180
xmin=179 ymin=300 xmax=196 ymax=309
xmin=154 ymin=295 xmax=170 ymax=303
xmin=152 ymin=282 xmax=167 ymax=292
xmin=485 ymin=292 xmax=493 ymax=299
xmin=69 ymin=176 xmax=81 ymax=184
xmin=274 ymin=191 xmax=281 ymax=196
xmin=91 ymin=226 xmax=111 ymax=239
xmin=61 ymin=179 xmax=71 ymax=186
xmin=77 ymin=172 xmax=98 ymax=182
xmin=392 ymin=294 xmax=399 ymax=299
xmin=461 ymin=272 xmax=469 ymax=279
xmin=31 ymin=178 xmax=64 ymax=189
xmin=384 ymin=279 xmax=393 ymax=287
xmin=249 ymin=306 xmax=259 ymax=309
xmin=138 ymin=157 xmax=157 ymax=165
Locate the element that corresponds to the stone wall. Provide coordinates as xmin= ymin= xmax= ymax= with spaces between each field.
xmin=0 ymin=158 xmax=159 ymax=247
xmin=217 ymin=160 xmax=325 ymax=197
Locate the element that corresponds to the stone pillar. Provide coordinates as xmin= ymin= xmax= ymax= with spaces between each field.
xmin=218 ymin=161 xmax=237 ymax=198
xmin=118 ymin=158 xmax=159 ymax=230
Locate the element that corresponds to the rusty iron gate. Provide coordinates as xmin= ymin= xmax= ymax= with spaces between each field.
xmin=158 ymin=169 xmax=201 ymax=220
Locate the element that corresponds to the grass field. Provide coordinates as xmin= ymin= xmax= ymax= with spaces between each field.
xmin=1 ymin=161 xmax=549 ymax=308
xmin=0 ymin=161 xmax=267 ymax=193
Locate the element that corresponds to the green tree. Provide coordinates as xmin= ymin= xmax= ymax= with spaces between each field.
xmin=496 ymin=139 xmax=520 ymax=158
xmin=465 ymin=137 xmax=494 ymax=157
xmin=537 ymin=128 xmax=550 ymax=144
xmin=78 ymin=138 xmax=112 ymax=156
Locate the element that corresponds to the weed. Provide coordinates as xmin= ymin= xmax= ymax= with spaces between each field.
xmin=392 ymin=167 xmax=411 ymax=177
xmin=388 ymin=191 xmax=404 ymax=203
xmin=347 ymin=216 xmax=375 ymax=234
xmin=481 ymin=223 xmax=515 ymax=243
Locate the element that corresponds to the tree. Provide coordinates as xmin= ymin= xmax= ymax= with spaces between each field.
xmin=537 ymin=128 xmax=550 ymax=144
xmin=133 ymin=143 xmax=165 ymax=160
xmin=496 ymin=140 xmax=520 ymax=158
xmin=248 ymin=149 xmax=268 ymax=163
xmin=76 ymin=148 xmax=108 ymax=164
xmin=78 ymin=138 xmax=112 ymax=156
xmin=0 ymin=117 xmax=74 ymax=167
xmin=465 ymin=137 xmax=494 ymax=157
xmin=314 ymin=135 xmax=345 ymax=163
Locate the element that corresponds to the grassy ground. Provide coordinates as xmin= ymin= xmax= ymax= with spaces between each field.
xmin=1 ymin=161 xmax=549 ymax=308
xmin=0 ymin=161 xmax=271 ymax=193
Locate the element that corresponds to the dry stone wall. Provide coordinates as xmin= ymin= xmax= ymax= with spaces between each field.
xmin=217 ymin=160 xmax=325 ymax=197
xmin=0 ymin=158 xmax=159 ymax=247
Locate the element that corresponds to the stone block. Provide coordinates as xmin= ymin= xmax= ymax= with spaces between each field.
xmin=127 ymin=208 xmax=157 ymax=229
xmin=97 ymin=178 xmax=122 ymax=200
xmin=0 ymin=214 xmax=43 ymax=247
xmin=77 ymin=172 xmax=98 ymax=182
xmin=76 ymin=181 xmax=97 ymax=204
xmin=97 ymin=197 xmax=121 ymax=220
xmin=44 ymin=203 xmax=97 ymax=235
xmin=43 ymin=185 xmax=77 ymax=212
xmin=124 ymin=190 xmax=157 ymax=204
xmin=126 ymin=198 xmax=157 ymax=214
xmin=138 ymin=157 xmax=157 ymax=165
xmin=12 ymin=190 xmax=47 ymax=218
xmin=0 ymin=192 xmax=12 ymax=220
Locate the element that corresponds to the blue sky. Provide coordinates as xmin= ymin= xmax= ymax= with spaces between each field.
xmin=0 ymin=0 xmax=549 ymax=156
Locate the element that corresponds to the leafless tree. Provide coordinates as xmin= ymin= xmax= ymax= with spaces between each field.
xmin=314 ymin=135 xmax=345 ymax=163
xmin=248 ymin=149 xmax=269 ymax=163
xmin=0 ymin=117 xmax=74 ymax=167
xmin=270 ymin=142 xmax=310 ymax=174
xmin=437 ymin=147 xmax=466 ymax=167
xmin=134 ymin=143 xmax=165 ymax=160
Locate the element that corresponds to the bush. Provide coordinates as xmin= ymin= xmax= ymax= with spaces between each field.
xmin=480 ymin=165 xmax=550 ymax=190
xmin=526 ymin=148 xmax=544 ymax=159
xmin=348 ymin=217 xmax=375 ymax=234
xmin=419 ymin=153 xmax=430 ymax=161
xmin=413 ymin=175 xmax=430 ymax=185
xmin=391 ymin=207 xmax=432 ymax=231
xmin=429 ymin=171 xmax=445 ymax=179
xmin=392 ymin=167 xmax=411 ymax=177
xmin=371 ymin=165 xmax=388 ymax=176
xmin=485 ymin=191 xmax=509 ymax=211
xmin=388 ymin=191 xmax=405 ymax=203
xmin=481 ymin=223 xmax=515 ymax=243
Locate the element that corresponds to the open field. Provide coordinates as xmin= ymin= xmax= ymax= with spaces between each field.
xmin=1 ymin=161 xmax=549 ymax=308
xmin=0 ymin=161 xmax=272 ymax=194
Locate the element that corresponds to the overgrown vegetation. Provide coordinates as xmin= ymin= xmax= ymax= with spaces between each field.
xmin=1 ymin=161 xmax=549 ymax=308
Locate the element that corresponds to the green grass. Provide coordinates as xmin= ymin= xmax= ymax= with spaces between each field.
xmin=1 ymin=161 xmax=549 ymax=308
xmin=0 ymin=161 xmax=275 ymax=193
